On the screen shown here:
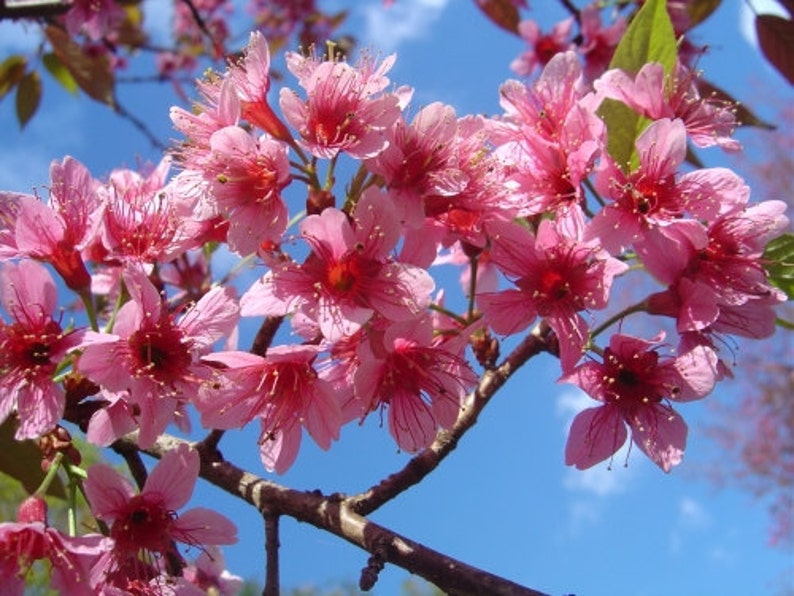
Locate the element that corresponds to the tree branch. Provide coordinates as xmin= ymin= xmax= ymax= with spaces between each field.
xmin=263 ymin=511 xmax=281 ymax=596
xmin=131 ymin=433 xmax=550 ymax=596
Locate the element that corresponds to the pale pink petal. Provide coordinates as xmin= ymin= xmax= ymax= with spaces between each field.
xmin=84 ymin=464 xmax=136 ymax=520
xmin=173 ymin=508 xmax=238 ymax=545
xmin=389 ymin=391 xmax=436 ymax=453
xmin=259 ymin=421 xmax=302 ymax=474
xmin=565 ymin=405 xmax=627 ymax=470
xmin=478 ymin=289 xmax=538 ymax=335
xmin=143 ymin=443 xmax=198 ymax=510
xmin=629 ymin=405 xmax=687 ymax=472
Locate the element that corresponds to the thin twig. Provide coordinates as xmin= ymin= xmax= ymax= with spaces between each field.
xmin=112 ymin=440 xmax=149 ymax=490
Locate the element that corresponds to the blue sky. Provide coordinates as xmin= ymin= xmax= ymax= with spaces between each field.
xmin=1 ymin=1 xmax=792 ymax=594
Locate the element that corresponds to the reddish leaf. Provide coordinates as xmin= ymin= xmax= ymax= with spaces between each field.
xmin=686 ymin=0 xmax=722 ymax=28
xmin=0 ymin=419 xmax=65 ymax=499
xmin=45 ymin=25 xmax=116 ymax=106
xmin=756 ymin=14 xmax=794 ymax=86
xmin=15 ymin=70 xmax=42 ymax=128
xmin=475 ymin=0 xmax=521 ymax=35
xmin=0 ymin=55 xmax=27 ymax=100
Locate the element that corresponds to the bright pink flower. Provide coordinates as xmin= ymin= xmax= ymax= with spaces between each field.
xmin=227 ymin=31 xmax=292 ymax=141
xmin=643 ymin=200 xmax=789 ymax=334
xmin=353 ymin=318 xmax=478 ymax=452
xmin=495 ymin=51 xmax=605 ymax=218
xmin=13 ymin=157 xmax=101 ymax=291
xmin=77 ymin=267 xmax=239 ymax=447
xmin=586 ymin=118 xmax=746 ymax=256
xmin=478 ymin=216 xmax=627 ymax=372
xmin=595 ymin=61 xmax=741 ymax=151
xmin=197 ymin=345 xmax=341 ymax=473
xmin=563 ymin=332 xmax=718 ymax=471
xmin=0 ymin=260 xmax=85 ymax=439
xmin=85 ymin=443 xmax=237 ymax=589
xmin=364 ymin=102 xmax=467 ymax=227
xmin=279 ymin=50 xmax=404 ymax=159
xmin=0 ymin=496 xmax=109 ymax=596
xmin=578 ymin=3 xmax=626 ymax=81
xmin=510 ymin=17 xmax=575 ymax=77
xmin=204 ymin=125 xmax=291 ymax=255
xmin=241 ymin=189 xmax=434 ymax=342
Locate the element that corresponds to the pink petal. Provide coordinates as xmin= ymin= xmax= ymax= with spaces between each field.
xmin=143 ymin=443 xmax=198 ymax=511
xmin=173 ymin=508 xmax=238 ymax=546
xmin=565 ymin=405 xmax=627 ymax=470
xmin=84 ymin=464 xmax=136 ymax=521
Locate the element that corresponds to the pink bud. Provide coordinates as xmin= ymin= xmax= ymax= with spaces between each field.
xmin=17 ymin=495 xmax=48 ymax=524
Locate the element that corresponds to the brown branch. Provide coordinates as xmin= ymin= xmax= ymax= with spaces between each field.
xmin=263 ymin=511 xmax=281 ymax=596
xmin=346 ymin=323 xmax=553 ymax=516
xmin=250 ymin=316 xmax=284 ymax=357
xmin=133 ymin=433 xmax=550 ymax=596
xmin=112 ymin=439 xmax=149 ymax=490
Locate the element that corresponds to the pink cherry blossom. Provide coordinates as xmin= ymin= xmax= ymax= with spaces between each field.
xmin=196 ymin=345 xmax=341 ymax=473
xmin=586 ymin=118 xmax=747 ymax=257
xmin=183 ymin=545 xmax=243 ymax=595
xmin=595 ymin=61 xmax=741 ymax=151
xmin=85 ymin=443 xmax=237 ymax=590
xmin=563 ymin=333 xmax=718 ymax=471
xmin=364 ymin=101 xmax=467 ymax=227
xmin=77 ymin=266 xmax=239 ymax=447
xmin=60 ymin=0 xmax=125 ymax=41
xmin=495 ymin=51 xmax=605 ymax=218
xmin=0 ymin=496 xmax=110 ymax=596
xmin=13 ymin=157 xmax=101 ymax=291
xmin=511 ymin=17 xmax=575 ymax=77
xmin=578 ymin=3 xmax=626 ymax=82
xmin=353 ymin=318 xmax=478 ymax=453
xmin=0 ymin=260 xmax=85 ymax=439
xmin=203 ymin=125 xmax=291 ymax=255
xmin=279 ymin=49 xmax=404 ymax=159
xmin=241 ymin=188 xmax=434 ymax=342
xmin=478 ymin=216 xmax=627 ymax=372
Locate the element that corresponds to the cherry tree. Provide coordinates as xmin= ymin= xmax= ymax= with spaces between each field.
xmin=0 ymin=0 xmax=792 ymax=594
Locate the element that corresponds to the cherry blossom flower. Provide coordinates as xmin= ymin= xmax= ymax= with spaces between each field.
xmin=0 ymin=260 xmax=85 ymax=439
xmin=182 ymin=546 xmax=243 ymax=595
xmin=196 ymin=345 xmax=341 ymax=473
xmin=364 ymin=101 xmax=467 ymax=227
xmin=203 ymin=125 xmax=291 ymax=255
xmin=563 ymin=332 xmax=718 ymax=471
xmin=77 ymin=267 xmax=239 ymax=447
xmin=60 ymin=0 xmax=125 ymax=41
xmin=594 ymin=61 xmax=740 ymax=151
xmin=13 ymin=157 xmax=101 ymax=291
xmin=511 ymin=17 xmax=574 ymax=77
xmin=585 ymin=118 xmax=746 ymax=256
xmin=478 ymin=216 xmax=627 ymax=372
xmin=643 ymin=200 xmax=789 ymax=334
xmin=578 ymin=3 xmax=626 ymax=81
xmin=227 ymin=31 xmax=292 ymax=141
xmin=279 ymin=49 xmax=405 ymax=159
xmin=241 ymin=188 xmax=434 ymax=342
xmin=353 ymin=318 xmax=477 ymax=452
xmin=85 ymin=443 xmax=237 ymax=590
xmin=495 ymin=51 xmax=605 ymax=218
xmin=0 ymin=496 xmax=110 ymax=596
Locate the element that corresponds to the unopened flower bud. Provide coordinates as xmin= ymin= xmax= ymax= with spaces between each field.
xmin=17 ymin=495 xmax=48 ymax=524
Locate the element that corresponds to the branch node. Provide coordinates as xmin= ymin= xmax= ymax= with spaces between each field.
xmin=359 ymin=537 xmax=389 ymax=591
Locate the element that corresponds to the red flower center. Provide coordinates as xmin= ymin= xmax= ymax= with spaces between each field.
xmin=111 ymin=495 xmax=175 ymax=554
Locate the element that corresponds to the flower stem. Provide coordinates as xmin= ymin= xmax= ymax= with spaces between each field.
xmin=34 ymin=452 xmax=64 ymax=497
xmin=590 ymin=298 xmax=649 ymax=340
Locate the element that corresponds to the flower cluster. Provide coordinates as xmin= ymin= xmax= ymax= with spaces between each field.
xmin=0 ymin=1 xmax=789 ymax=591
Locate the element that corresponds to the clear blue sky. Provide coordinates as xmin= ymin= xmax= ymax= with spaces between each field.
xmin=0 ymin=1 xmax=792 ymax=594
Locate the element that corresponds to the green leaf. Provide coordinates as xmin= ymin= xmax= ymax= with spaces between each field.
xmin=763 ymin=232 xmax=794 ymax=299
xmin=15 ymin=70 xmax=42 ymax=128
xmin=598 ymin=0 xmax=678 ymax=171
xmin=0 ymin=418 xmax=65 ymax=499
xmin=0 ymin=55 xmax=27 ymax=100
xmin=475 ymin=0 xmax=521 ymax=35
xmin=45 ymin=25 xmax=115 ymax=107
xmin=42 ymin=52 xmax=78 ymax=94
